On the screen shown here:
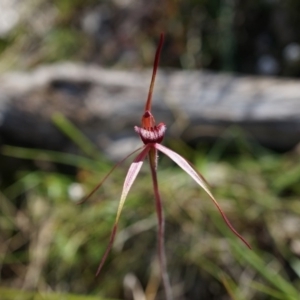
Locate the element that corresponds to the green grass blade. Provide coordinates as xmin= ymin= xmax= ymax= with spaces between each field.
xmin=0 ymin=287 xmax=118 ymax=300
xmin=230 ymin=242 xmax=299 ymax=299
xmin=52 ymin=112 xmax=101 ymax=160
xmin=250 ymin=281 xmax=291 ymax=300
xmin=194 ymin=256 xmax=246 ymax=300
xmin=212 ymin=215 xmax=299 ymax=299
xmin=2 ymin=171 xmax=41 ymax=200
xmin=1 ymin=145 xmax=101 ymax=170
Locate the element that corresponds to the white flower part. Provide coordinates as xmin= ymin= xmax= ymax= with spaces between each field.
xmin=134 ymin=123 xmax=166 ymax=144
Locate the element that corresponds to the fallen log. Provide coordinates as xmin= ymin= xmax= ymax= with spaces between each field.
xmin=0 ymin=63 xmax=299 ymax=159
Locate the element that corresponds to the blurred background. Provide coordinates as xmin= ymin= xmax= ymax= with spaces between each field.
xmin=1 ymin=0 xmax=300 ymax=299
xmin=1 ymin=0 xmax=300 ymax=75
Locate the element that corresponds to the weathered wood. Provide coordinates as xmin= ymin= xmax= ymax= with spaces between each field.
xmin=0 ymin=63 xmax=300 ymax=158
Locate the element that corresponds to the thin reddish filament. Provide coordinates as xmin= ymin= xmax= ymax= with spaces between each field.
xmin=207 ymin=194 xmax=251 ymax=249
xmin=96 ymin=224 xmax=118 ymax=276
xmin=96 ymin=145 xmax=151 ymax=277
xmin=78 ymin=146 xmax=145 ymax=205
xmin=144 ymin=33 xmax=165 ymax=112
xmin=149 ymin=148 xmax=173 ymax=300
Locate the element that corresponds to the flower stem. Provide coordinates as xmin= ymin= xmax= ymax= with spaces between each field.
xmin=149 ymin=148 xmax=173 ymax=300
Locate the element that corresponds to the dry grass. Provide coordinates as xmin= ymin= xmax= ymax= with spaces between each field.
xmin=1 ymin=121 xmax=300 ymax=299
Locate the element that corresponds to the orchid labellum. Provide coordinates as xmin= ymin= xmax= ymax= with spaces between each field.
xmin=82 ymin=33 xmax=250 ymax=300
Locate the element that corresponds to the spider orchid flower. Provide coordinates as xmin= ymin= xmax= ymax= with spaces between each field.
xmin=81 ymin=33 xmax=251 ymax=300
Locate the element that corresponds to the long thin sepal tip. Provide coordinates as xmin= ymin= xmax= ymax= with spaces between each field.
xmin=95 ymin=224 xmax=118 ymax=277
xmin=145 ymin=33 xmax=165 ymax=112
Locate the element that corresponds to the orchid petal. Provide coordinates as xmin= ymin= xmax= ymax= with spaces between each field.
xmin=78 ymin=146 xmax=144 ymax=204
xmin=115 ymin=145 xmax=151 ymax=223
xmin=96 ymin=145 xmax=151 ymax=276
xmin=155 ymin=143 xmax=251 ymax=249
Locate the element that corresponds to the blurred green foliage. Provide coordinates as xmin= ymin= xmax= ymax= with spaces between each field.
xmin=1 ymin=1 xmax=300 ymax=299
xmin=0 ymin=287 xmax=115 ymax=300
xmin=1 ymin=116 xmax=300 ymax=299
xmin=1 ymin=0 xmax=300 ymax=75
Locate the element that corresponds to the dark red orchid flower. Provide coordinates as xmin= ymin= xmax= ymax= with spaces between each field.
xmin=82 ymin=33 xmax=251 ymax=300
